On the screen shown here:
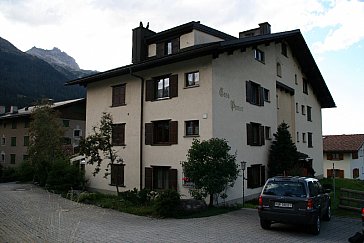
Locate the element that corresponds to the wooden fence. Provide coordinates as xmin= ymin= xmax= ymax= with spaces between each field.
xmin=339 ymin=188 xmax=364 ymax=211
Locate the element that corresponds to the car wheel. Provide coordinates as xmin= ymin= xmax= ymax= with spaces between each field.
xmin=310 ymin=215 xmax=321 ymax=235
xmin=260 ymin=219 xmax=271 ymax=230
xmin=323 ymin=204 xmax=331 ymax=221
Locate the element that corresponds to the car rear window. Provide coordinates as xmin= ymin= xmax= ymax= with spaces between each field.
xmin=263 ymin=181 xmax=307 ymax=197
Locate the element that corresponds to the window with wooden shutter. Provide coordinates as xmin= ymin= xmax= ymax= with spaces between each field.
xmin=145 ymin=120 xmax=178 ymax=145
xmin=353 ymin=168 xmax=359 ymax=178
xmin=246 ymin=81 xmax=252 ymax=103
xmin=112 ymin=84 xmax=126 ymax=107
xmin=169 ymin=121 xmax=178 ymax=144
xmin=247 ymin=122 xmax=264 ymax=146
xmin=327 ymin=153 xmax=333 ymax=160
xmin=352 ymin=152 xmax=359 ymax=159
xmin=259 ymin=125 xmax=265 ymax=146
xmin=112 ymin=123 xmax=125 ymax=146
xmin=247 ymin=164 xmax=265 ymax=188
xmin=156 ymin=42 xmax=164 ymax=57
xmin=172 ymin=38 xmax=180 ymax=54
xmin=110 ymin=164 xmax=124 ymax=186
xmin=246 ymin=123 xmax=252 ymax=145
xmin=246 ymin=80 xmax=265 ymax=106
xmin=145 ymin=167 xmax=153 ymax=189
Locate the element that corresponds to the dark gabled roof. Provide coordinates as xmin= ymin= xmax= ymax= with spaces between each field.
xmin=146 ymin=21 xmax=237 ymax=43
xmin=323 ymin=134 xmax=364 ymax=152
xmin=66 ymin=25 xmax=335 ymax=108
xmin=0 ymin=98 xmax=85 ymax=120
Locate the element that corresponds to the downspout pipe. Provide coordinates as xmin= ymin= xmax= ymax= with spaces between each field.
xmin=129 ymin=68 xmax=144 ymax=191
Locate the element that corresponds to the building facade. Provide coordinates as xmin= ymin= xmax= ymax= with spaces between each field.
xmin=323 ymin=134 xmax=364 ymax=180
xmin=0 ymin=99 xmax=86 ymax=167
xmin=67 ymin=22 xmax=335 ymax=203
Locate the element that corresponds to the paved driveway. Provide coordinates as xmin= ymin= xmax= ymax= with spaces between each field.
xmin=0 ymin=182 xmax=361 ymax=242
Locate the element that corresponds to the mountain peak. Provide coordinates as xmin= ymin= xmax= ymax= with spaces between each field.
xmin=26 ymin=46 xmax=81 ymax=71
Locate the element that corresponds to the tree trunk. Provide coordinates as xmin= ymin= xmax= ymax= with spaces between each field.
xmin=209 ymin=194 xmax=214 ymax=207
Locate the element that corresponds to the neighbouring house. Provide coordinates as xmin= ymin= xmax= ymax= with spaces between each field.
xmin=323 ymin=134 xmax=364 ymax=180
xmin=67 ymin=21 xmax=335 ymax=203
xmin=0 ymin=98 xmax=86 ymax=167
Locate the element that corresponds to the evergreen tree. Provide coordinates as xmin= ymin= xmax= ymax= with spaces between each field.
xmin=268 ymin=123 xmax=299 ymax=177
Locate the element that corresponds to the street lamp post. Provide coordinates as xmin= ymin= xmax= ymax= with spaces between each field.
xmin=241 ymin=161 xmax=247 ymax=207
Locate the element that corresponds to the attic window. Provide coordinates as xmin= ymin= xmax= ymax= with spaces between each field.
xmin=166 ymin=41 xmax=172 ymax=55
xmin=254 ymin=48 xmax=265 ymax=63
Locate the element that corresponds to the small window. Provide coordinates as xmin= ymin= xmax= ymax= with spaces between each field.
xmin=112 ymin=124 xmax=125 ymax=146
xmin=263 ymin=88 xmax=270 ymax=102
xmin=296 ymin=132 xmax=299 ymax=142
xmin=145 ymin=166 xmax=177 ymax=190
xmin=281 ymin=43 xmax=287 ymax=57
xmin=146 ymin=74 xmax=178 ymax=101
xmin=185 ymin=120 xmax=199 ymax=136
xmin=254 ymin=48 xmax=265 ymax=63
xmin=353 ymin=168 xmax=359 ymax=179
xmin=307 ymin=106 xmax=312 ymax=121
xmin=10 ymin=154 xmax=16 ymax=164
xmin=185 ymin=71 xmax=199 ymax=87
xmin=301 ymin=105 xmax=306 ymax=115
xmin=276 ymin=62 xmax=282 ymax=77
xmin=308 ymin=132 xmax=313 ymax=148
xmin=302 ymin=133 xmax=306 ymax=143
xmin=11 ymin=137 xmax=16 ymax=147
xmin=265 ymin=126 xmax=271 ymax=140
xmin=24 ymin=136 xmax=29 ymax=146
xmin=296 ymin=102 xmax=299 ymax=113
xmin=295 ymin=74 xmax=298 ymax=85
xmin=156 ymin=77 xmax=170 ymax=99
xmin=63 ymin=137 xmax=72 ymax=145
xmin=11 ymin=120 xmax=17 ymax=129
xmin=63 ymin=120 xmax=70 ymax=127
xmin=246 ymin=81 xmax=264 ymax=106
xmin=1 ymin=137 xmax=5 ymax=146
xmin=74 ymin=129 xmax=82 ymax=138
xmin=111 ymin=164 xmax=125 ymax=186
xmin=1 ymin=153 xmax=5 ymax=163
xmin=303 ymin=78 xmax=308 ymax=94
xmin=112 ymin=84 xmax=126 ymax=107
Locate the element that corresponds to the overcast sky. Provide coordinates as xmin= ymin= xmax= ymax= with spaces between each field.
xmin=1 ymin=0 xmax=363 ymax=135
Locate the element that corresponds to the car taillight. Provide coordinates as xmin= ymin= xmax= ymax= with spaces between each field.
xmin=307 ymin=198 xmax=313 ymax=210
xmin=361 ymin=207 xmax=364 ymax=220
xmin=259 ymin=195 xmax=263 ymax=206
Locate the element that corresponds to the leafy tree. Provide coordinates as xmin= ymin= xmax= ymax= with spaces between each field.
xmin=268 ymin=122 xmax=299 ymax=177
xmin=182 ymin=138 xmax=239 ymax=206
xmin=80 ymin=112 xmax=124 ymax=194
xmin=28 ymin=104 xmax=65 ymax=186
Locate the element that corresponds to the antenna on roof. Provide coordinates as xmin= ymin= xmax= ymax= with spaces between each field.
xmin=146 ymin=22 xmax=149 ymax=29
xmin=139 ymin=21 xmax=143 ymax=27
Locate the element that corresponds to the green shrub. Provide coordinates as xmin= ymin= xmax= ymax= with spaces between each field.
xmin=16 ymin=160 xmax=34 ymax=182
xmin=0 ymin=166 xmax=17 ymax=182
xmin=118 ymin=188 xmax=154 ymax=206
xmin=46 ymin=158 xmax=84 ymax=192
xmin=154 ymin=189 xmax=181 ymax=217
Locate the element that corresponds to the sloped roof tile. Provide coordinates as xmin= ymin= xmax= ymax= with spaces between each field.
xmin=323 ymin=134 xmax=364 ymax=152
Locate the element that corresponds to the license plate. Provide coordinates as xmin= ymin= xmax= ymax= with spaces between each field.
xmin=274 ymin=202 xmax=292 ymax=208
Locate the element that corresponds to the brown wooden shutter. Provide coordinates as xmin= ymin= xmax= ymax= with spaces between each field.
xmin=169 ymin=169 xmax=178 ymax=190
xmin=260 ymin=165 xmax=266 ymax=186
xmin=145 ymin=167 xmax=153 ymax=189
xmin=169 ymin=121 xmax=178 ymax=144
xmin=169 ymin=74 xmax=178 ymax=98
xmin=121 ymin=124 xmax=125 ymax=145
xmin=146 ymin=80 xmax=154 ymax=101
xmin=111 ymin=164 xmax=116 ymax=185
xmin=338 ymin=170 xmax=344 ymax=178
xmin=246 ymin=123 xmax=252 ymax=145
xmin=246 ymin=81 xmax=252 ymax=103
xmin=247 ymin=166 xmax=253 ymax=188
xmin=259 ymin=86 xmax=264 ymax=106
xmin=259 ymin=125 xmax=265 ymax=146
xmin=156 ymin=42 xmax=164 ymax=57
xmin=327 ymin=169 xmax=332 ymax=178
xmin=339 ymin=153 xmax=343 ymax=160
xmin=145 ymin=123 xmax=153 ymax=145
xmin=327 ymin=153 xmax=333 ymax=160
xmin=120 ymin=84 xmax=126 ymax=105
xmin=172 ymin=38 xmax=180 ymax=53
xmin=352 ymin=152 xmax=358 ymax=159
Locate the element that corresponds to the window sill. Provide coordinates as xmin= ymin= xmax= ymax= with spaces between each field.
xmin=184 ymin=84 xmax=200 ymax=89
xmin=151 ymin=143 xmax=172 ymax=146
xmin=111 ymin=104 xmax=126 ymax=108
xmin=184 ymin=135 xmax=200 ymax=138
xmin=109 ymin=184 xmax=126 ymax=187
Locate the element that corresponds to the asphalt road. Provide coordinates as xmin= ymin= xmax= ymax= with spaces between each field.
xmin=0 ymin=182 xmax=361 ymax=242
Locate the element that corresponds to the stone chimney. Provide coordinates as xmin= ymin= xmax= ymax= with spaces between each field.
xmin=239 ymin=22 xmax=271 ymax=38
xmin=132 ymin=22 xmax=156 ymax=64
xmin=10 ymin=106 xmax=18 ymax=114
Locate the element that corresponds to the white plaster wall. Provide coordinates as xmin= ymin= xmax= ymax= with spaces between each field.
xmin=323 ymin=153 xmax=352 ymax=178
xmin=194 ymin=30 xmax=224 ymax=45
xmin=180 ymin=32 xmax=194 ymax=49
xmin=148 ymin=43 xmax=156 ymax=57
xmin=85 ymin=75 xmax=142 ymax=193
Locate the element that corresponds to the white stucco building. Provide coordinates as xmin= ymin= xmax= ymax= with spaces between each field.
xmin=67 ymin=21 xmax=335 ymax=203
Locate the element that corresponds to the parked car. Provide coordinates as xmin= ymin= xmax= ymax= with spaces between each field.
xmin=258 ymin=176 xmax=331 ymax=235
xmin=348 ymin=206 xmax=364 ymax=243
